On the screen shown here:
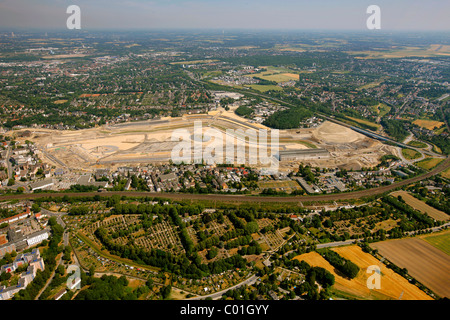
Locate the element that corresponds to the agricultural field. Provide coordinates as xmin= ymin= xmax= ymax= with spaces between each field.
xmin=293 ymin=246 xmax=431 ymax=300
xmin=415 ymin=158 xmax=444 ymax=170
xmin=390 ymin=191 xmax=449 ymax=221
xmin=245 ymin=84 xmax=283 ymax=92
xmin=413 ymin=119 xmax=446 ymax=130
xmin=420 ymin=230 xmax=450 ymax=256
xmin=348 ymin=44 xmax=450 ymax=59
xmin=370 ymin=237 xmax=450 ymax=299
xmin=245 ymin=66 xmax=300 ymax=83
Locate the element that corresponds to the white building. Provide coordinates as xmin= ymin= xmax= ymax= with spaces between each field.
xmin=26 ymin=230 xmax=49 ymax=247
xmin=30 ymin=178 xmax=54 ymax=191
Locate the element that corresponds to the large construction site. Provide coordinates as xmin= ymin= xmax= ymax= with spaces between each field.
xmin=20 ymin=108 xmax=398 ymax=173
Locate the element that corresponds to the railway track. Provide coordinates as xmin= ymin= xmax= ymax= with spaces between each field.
xmin=1 ymin=156 xmax=448 ymax=203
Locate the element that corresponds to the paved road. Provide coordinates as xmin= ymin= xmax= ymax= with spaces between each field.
xmin=316 ymin=239 xmax=361 ymax=249
xmin=187 ymin=274 xmax=258 ymax=300
xmin=41 ymin=209 xmax=67 ymax=228
xmin=6 ymin=147 xmax=12 ymax=180
xmin=202 ymin=81 xmax=445 ymax=159
xmin=35 ymin=251 xmax=63 ymax=300
xmin=314 ymin=223 xmax=450 ymax=250
xmin=34 ymin=211 xmax=68 ymax=300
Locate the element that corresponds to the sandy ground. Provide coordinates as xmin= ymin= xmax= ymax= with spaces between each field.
xmin=312 ymin=121 xmax=363 ymax=144
xmin=20 ymin=112 xmax=394 ymax=171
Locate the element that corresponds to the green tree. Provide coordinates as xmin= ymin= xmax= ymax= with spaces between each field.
xmin=31 ymin=203 xmax=41 ymax=213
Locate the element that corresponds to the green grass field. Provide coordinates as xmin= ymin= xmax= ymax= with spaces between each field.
xmin=346 ymin=116 xmax=381 ymax=130
xmin=401 ymin=148 xmax=422 ymax=160
xmin=244 ymin=66 xmax=299 ymax=83
xmin=407 ymin=140 xmax=427 ymax=148
xmin=415 ymin=158 xmax=444 ymax=170
xmin=370 ymin=103 xmax=391 ymax=118
xmin=246 ymin=84 xmax=282 ymax=92
xmin=378 ymin=103 xmax=391 ymax=117
xmin=442 ymin=167 xmax=450 ymax=179
xmin=258 ymin=180 xmax=302 ymax=192
xmin=421 ymin=231 xmax=450 ymax=256
xmin=357 ymin=81 xmax=382 ymax=91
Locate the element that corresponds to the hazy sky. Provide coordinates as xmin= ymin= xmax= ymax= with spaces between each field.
xmin=0 ymin=0 xmax=449 ymax=31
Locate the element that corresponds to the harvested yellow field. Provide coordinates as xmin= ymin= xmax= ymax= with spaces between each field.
xmin=281 ymin=73 xmax=300 ymax=80
xmin=53 ymin=100 xmax=68 ymax=104
xmin=348 ymin=45 xmax=450 ymax=59
xmin=293 ymin=246 xmax=432 ymax=300
xmin=390 ymin=191 xmax=449 ymax=221
xmin=244 ymin=66 xmax=299 ymax=83
xmin=413 ymin=119 xmax=445 ymax=130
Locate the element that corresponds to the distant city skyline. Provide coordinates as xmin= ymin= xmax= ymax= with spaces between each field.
xmin=0 ymin=0 xmax=449 ymax=31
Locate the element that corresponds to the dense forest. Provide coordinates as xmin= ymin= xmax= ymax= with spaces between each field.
xmin=318 ymin=249 xmax=360 ymax=279
xmin=381 ymin=119 xmax=409 ymax=141
xmin=234 ymin=105 xmax=254 ymax=117
xmin=263 ymin=107 xmax=313 ymax=129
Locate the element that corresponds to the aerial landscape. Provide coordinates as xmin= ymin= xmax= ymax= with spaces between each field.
xmin=0 ymin=0 xmax=449 ymax=313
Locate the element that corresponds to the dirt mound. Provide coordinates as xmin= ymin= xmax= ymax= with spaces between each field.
xmin=313 ymin=121 xmax=364 ymax=144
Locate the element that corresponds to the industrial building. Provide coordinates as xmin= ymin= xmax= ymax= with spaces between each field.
xmin=279 ymin=148 xmax=330 ymax=161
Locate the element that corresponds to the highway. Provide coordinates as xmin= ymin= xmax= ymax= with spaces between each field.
xmin=321 ymin=115 xmax=444 ymax=158
xmin=204 ymin=80 xmax=445 ymax=159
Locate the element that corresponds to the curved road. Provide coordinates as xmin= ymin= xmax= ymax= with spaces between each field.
xmin=0 ymin=157 xmax=448 ymax=203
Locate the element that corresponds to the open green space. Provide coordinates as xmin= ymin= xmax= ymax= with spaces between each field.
xmin=415 ymin=158 xmax=444 ymax=170
xmin=407 ymin=141 xmax=427 ymax=149
xmin=401 ymin=148 xmax=422 ymax=160
xmin=421 ymin=231 xmax=450 ymax=256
